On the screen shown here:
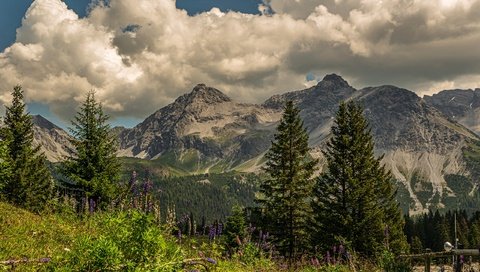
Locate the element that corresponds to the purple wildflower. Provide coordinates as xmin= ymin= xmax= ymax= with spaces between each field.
xmin=325 ymin=251 xmax=331 ymax=264
xmin=89 ymin=198 xmax=95 ymax=213
xmin=208 ymin=225 xmax=216 ymax=240
xmin=338 ymin=244 xmax=345 ymax=254
xmin=206 ymin=258 xmax=217 ymax=265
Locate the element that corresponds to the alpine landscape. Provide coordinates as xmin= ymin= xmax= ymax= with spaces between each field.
xmin=2 ymin=0 xmax=480 ymax=271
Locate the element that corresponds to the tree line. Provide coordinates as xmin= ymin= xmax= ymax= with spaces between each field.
xmin=404 ymin=210 xmax=480 ymax=253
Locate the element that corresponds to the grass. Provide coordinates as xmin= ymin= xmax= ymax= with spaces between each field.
xmin=0 ymin=201 xmax=388 ymax=271
xmin=0 ymin=202 xmax=87 ymax=261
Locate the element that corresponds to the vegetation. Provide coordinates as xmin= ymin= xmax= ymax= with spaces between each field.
xmin=60 ymin=90 xmax=121 ymax=211
xmin=404 ymin=209 xmax=480 ymax=253
xmin=0 ymin=85 xmax=52 ymax=212
xmin=1 ymin=201 xmax=372 ymax=271
xmin=222 ymin=205 xmax=247 ymax=254
xmin=312 ymin=101 xmax=408 ymax=258
xmin=258 ymin=100 xmax=318 ymax=260
xmin=0 ymin=138 xmax=11 ymax=192
xmin=7 ymin=90 xmax=476 ymax=271
xmin=125 ymin=171 xmax=260 ymax=223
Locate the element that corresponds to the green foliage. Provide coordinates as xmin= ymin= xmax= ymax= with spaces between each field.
xmin=61 ymin=90 xmax=120 ymax=210
xmin=317 ymin=265 xmax=351 ymax=272
xmin=120 ymin=170 xmax=259 ymax=223
xmin=52 ymin=211 xmax=184 ymax=271
xmin=409 ymin=170 xmax=432 ymax=207
xmin=463 ymin=139 xmax=480 ymax=181
xmin=404 ymin=209 xmax=480 ymax=253
xmin=0 ymin=85 xmax=53 ymax=212
xmin=379 ymin=249 xmax=412 ymax=272
xmin=0 ymin=139 xmax=11 ymax=192
xmin=223 ymin=205 xmax=247 ymax=253
xmin=0 ymin=201 xmax=95 ymax=272
xmin=258 ymin=101 xmax=318 ymax=259
xmin=312 ymin=100 xmax=408 ymax=259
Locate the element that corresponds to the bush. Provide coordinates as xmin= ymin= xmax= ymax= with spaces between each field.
xmin=50 ymin=211 xmax=184 ymax=271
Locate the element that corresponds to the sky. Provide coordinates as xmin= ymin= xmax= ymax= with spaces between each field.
xmin=1 ymin=0 xmax=480 ymax=128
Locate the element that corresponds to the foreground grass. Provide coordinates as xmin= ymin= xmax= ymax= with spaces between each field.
xmin=0 ymin=202 xmax=383 ymax=271
xmin=0 ymin=202 xmax=93 ymax=260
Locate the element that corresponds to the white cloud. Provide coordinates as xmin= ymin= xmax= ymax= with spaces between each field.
xmin=1 ymin=0 xmax=480 ymax=121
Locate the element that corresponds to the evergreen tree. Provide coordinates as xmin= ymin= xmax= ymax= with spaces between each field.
xmin=61 ymin=90 xmax=120 ymax=211
xmin=257 ymin=100 xmax=318 ymax=260
xmin=0 ymin=138 xmax=12 ymax=194
xmin=0 ymin=85 xmax=53 ymax=212
xmin=312 ymin=100 xmax=407 ymax=258
xmin=223 ymin=205 xmax=247 ymax=254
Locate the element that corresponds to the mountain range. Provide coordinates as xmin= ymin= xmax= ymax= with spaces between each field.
xmin=32 ymin=75 xmax=480 ymax=214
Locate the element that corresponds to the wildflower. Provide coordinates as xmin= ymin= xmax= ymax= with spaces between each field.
xmin=206 ymin=258 xmax=217 ymax=265
xmin=325 ymin=251 xmax=331 ymax=264
xmin=39 ymin=257 xmax=51 ymax=263
xmin=338 ymin=244 xmax=345 ymax=254
xmin=208 ymin=225 xmax=216 ymax=240
xmin=89 ymin=198 xmax=95 ymax=213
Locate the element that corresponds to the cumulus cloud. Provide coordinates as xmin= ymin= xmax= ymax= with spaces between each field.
xmin=1 ymin=0 xmax=480 ymax=121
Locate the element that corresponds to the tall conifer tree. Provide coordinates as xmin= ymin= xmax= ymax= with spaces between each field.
xmin=312 ymin=100 xmax=407 ymax=257
xmin=62 ymin=90 xmax=120 ymax=210
xmin=258 ymin=100 xmax=318 ymax=260
xmin=0 ymin=86 xmax=52 ymax=212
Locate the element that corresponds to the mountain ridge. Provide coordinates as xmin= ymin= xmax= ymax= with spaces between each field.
xmin=30 ymin=75 xmax=480 ymax=214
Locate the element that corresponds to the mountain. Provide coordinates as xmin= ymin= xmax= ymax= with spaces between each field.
xmin=117 ymin=75 xmax=480 ymax=213
xmin=31 ymin=75 xmax=480 ymax=214
xmin=260 ymin=77 xmax=480 ymax=213
xmin=424 ymin=89 xmax=480 ymax=135
xmin=117 ymin=84 xmax=281 ymax=173
xmin=32 ymin=115 xmax=73 ymax=162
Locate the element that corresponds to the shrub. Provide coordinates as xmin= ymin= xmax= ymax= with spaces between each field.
xmin=50 ymin=211 xmax=184 ymax=271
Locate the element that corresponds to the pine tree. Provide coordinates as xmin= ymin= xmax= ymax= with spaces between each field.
xmin=0 ymin=138 xmax=12 ymax=193
xmin=61 ymin=90 xmax=120 ymax=211
xmin=257 ymin=100 xmax=318 ymax=260
xmin=312 ymin=100 xmax=407 ymax=258
xmin=0 ymin=85 xmax=53 ymax=212
xmin=223 ymin=205 xmax=247 ymax=254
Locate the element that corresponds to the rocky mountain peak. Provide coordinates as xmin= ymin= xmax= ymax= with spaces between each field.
xmin=316 ymin=73 xmax=351 ymax=89
xmin=183 ymin=84 xmax=232 ymax=105
xmin=31 ymin=115 xmax=74 ymax=162
xmin=32 ymin=115 xmax=60 ymax=130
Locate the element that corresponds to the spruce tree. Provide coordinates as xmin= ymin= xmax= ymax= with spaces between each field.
xmin=223 ymin=205 xmax=247 ymax=253
xmin=0 ymin=138 xmax=12 ymax=194
xmin=312 ymin=100 xmax=407 ymax=258
xmin=258 ymin=100 xmax=318 ymax=260
xmin=62 ymin=90 xmax=120 ymax=211
xmin=0 ymin=85 xmax=53 ymax=212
